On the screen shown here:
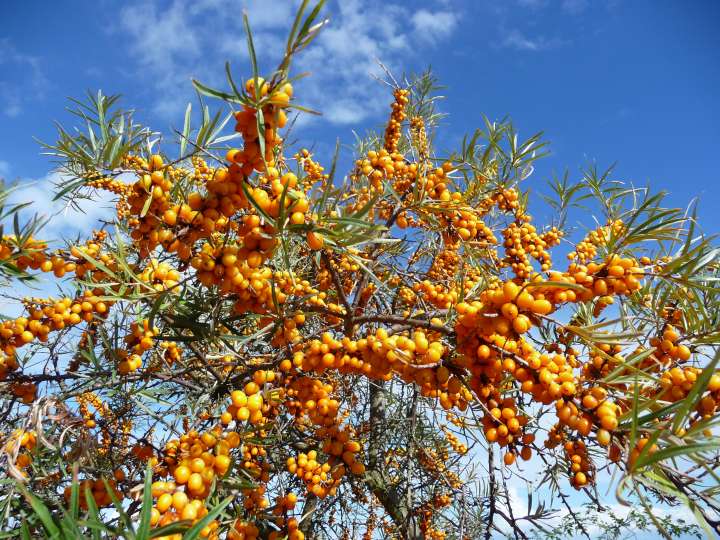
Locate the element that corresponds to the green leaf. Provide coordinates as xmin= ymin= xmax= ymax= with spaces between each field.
xmin=350 ymin=192 xmax=381 ymax=221
xmin=285 ymin=102 xmax=322 ymax=115
xmin=285 ymin=0 xmax=310 ymax=56
xmin=317 ymin=138 xmax=340 ymax=212
xmin=149 ymin=521 xmax=192 ymax=538
xmin=136 ymin=464 xmax=155 ymax=540
xmin=225 ymin=61 xmax=244 ymax=102
xmin=84 ymin=484 xmax=104 ymax=540
xmin=180 ymin=103 xmax=192 ymax=157
xmin=243 ymin=12 xmax=260 ymax=104
xmin=20 ymin=488 xmax=60 ymax=538
xmin=636 ymin=441 xmax=720 ymax=469
xmin=59 ymin=508 xmax=82 ymax=539
xmin=147 ymin=291 xmax=170 ymax=330
xmin=68 ymin=465 xmax=80 ymax=521
xmin=104 ymin=477 xmax=135 ymax=539
xmin=255 ymin=98 xmax=267 ymax=168
xmin=140 ymin=193 xmax=153 ymax=218
xmin=239 ymin=179 xmax=274 ymax=225
xmin=72 ymin=243 xmax=119 ymax=281
xmin=295 ymin=0 xmax=326 ymax=49
xmin=191 ymin=79 xmax=241 ymax=103
xmin=20 ymin=522 xmax=31 ymax=540
xmin=182 ymin=496 xmax=232 ymax=539
xmin=630 ymin=370 xmax=641 ymax=450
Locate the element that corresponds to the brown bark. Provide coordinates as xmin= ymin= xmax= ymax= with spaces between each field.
xmin=364 ymin=379 xmax=424 ymax=540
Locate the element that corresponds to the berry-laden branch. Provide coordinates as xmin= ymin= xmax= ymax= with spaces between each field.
xmin=0 ymin=2 xmax=716 ymax=540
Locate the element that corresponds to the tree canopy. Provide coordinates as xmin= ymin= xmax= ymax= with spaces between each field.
xmin=1 ymin=2 xmax=718 ymax=539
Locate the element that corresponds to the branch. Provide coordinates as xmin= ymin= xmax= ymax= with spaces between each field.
xmin=353 ymin=314 xmax=452 ymax=335
xmin=320 ymin=250 xmax=352 ymax=314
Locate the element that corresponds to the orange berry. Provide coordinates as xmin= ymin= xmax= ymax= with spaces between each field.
xmin=596 ymin=429 xmax=611 ymax=446
xmin=163 ymin=209 xmax=177 ymax=226
xmin=173 ymin=465 xmax=191 ymax=484
xmin=215 ymin=454 xmax=231 ymax=474
xmin=190 ymin=457 xmax=206 ymax=473
xmin=187 ymin=473 xmax=203 ymax=493
xmin=157 ymin=493 xmax=173 ymax=513
xmin=181 ymin=503 xmax=198 ymax=521
xmin=231 ymin=390 xmax=248 ymax=407
xmin=172 ymin=490 xmax=189 ymax=511
xmin=247 ymin=394 xmax=263 ymax=412
xmin=306 ymin=231 xmax=324 ymax=250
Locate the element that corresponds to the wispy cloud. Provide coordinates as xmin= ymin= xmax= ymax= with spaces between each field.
xmin=117 ymin=0 xmax=459 ymax=125
xmin=118 ymin=0 xmax=205 ymax=119
xmin=516 ymin=0 xmax=589 ymax=13
xmin=562 ymin=0 xmax=589 ymax=14
xmin=0 ymin=40 xmax=47 ymax=118
xmin=294 ymin=0 xmax=411 ymax=125
xmin=411 ymin=9 xmax=459 ymax=43
xmin=500 ymin=28 xmax=567 ymax=51
xmin=5 ymin=173 xmax=117 ymax=238
xmin=0 ymin=160 xmax=10 ymax=179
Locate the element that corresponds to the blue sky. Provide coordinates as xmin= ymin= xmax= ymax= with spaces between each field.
xmin=1 ymin=0 xmax=719 ymax=236
xmin=0 ymin=1 xmax=717 ymax=535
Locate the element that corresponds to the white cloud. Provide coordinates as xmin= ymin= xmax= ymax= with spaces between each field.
xmin=5 ymin=172 xmax=117 ymax=238
xmin=411 ymin=9 xmax=459 ymax=42
xmin=516 ymin=0 xmax=588 ymax=13
xmin=293 ymin=0 xmax=412 ymax=125
xmin=1 ymin=172 xmax=125 ymax=316
xmin=322 ymin=99 xmax=368 ymax=125
xmin=116 ymin=0 xmax=299 ymax=120
xmin=121 ymin=1 xmax=201 ymax=73
xmin=500 ymin=28 xmax=566 ymax=51
xmin=118 ymin=0 xmax=204 ymax=119
xmin=117 ymin=0 xmax=459 ymax=125
xmin=0 ymin=39 xmax=47 ymax=119
xmin=4 ymin=104 xmax=21 ymax=118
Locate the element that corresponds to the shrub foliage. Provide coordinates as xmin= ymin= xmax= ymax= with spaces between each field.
xmin=0 ymin=2 xmax=718 ymax=539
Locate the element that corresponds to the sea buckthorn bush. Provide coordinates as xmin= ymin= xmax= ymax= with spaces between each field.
xmin=0 ymin=3 xmax=717 ymax=539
